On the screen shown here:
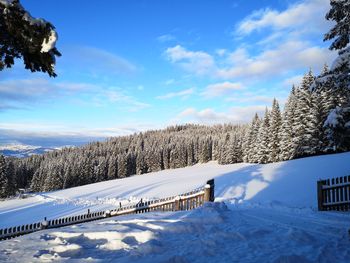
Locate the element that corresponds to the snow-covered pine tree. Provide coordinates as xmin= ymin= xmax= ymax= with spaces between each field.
xmin=280 ymin=86 xmax=297 ymax=160
xmin=0 ymin=0 xmax=61 ymax=76
xmin=243 ymin=114 xmax=261 ymax=163
xmin=308 ymin=91 xmax=325 ymax=154
xmin=136 ymin=151 xmax=148 ymax=175
xmin=107 ymin=156 xmax=118 ymax=179
xmin=321 ymin=0 xmax=350 ymax=152
xmin=256 ymin=108 xmax=270 ymax=164
xmin=0 ymin=155 xmax=10 ymax=198
xmin=324 ymin=0 xmax=350 ymax=51
xmin=268 ymin=98 xmax=282 ymax=162
xmin=5 ymin=159 xmax=16 ymax=195
xmin=43 ymin=161 xmax=64 ymax=191
xmin=293 ymin=70 xmax=315 ymax=157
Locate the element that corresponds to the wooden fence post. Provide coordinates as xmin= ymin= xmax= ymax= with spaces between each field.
xmin=204 ymin=184 xmax=211 ymax=202
xmin=174 ymin=196 xmax=181 ymax=211
xmin=205 ymin=179 xmax=215 ymax=202
xmin=317 ymin=180 xmax=324 ymax=211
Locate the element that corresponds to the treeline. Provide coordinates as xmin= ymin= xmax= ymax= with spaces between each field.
xmin=0 ymin=64 xmax=349 ymax=198
xmin=0 ymin=124 xmax=248 ymax=197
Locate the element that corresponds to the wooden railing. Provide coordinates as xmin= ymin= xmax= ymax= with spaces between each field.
xmin=0 ymin=179 xmax=215 ymax=241
xmin=317 ymin=175 xmax=350 ymax=211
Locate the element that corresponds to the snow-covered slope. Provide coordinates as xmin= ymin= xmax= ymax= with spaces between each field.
xmin=0 ymin=152 xmax=350 ymax=262
xmin=0 ymin=143 xmax=74 ymax=158
xmin=1 ymin=152 xmax=350 ymax=228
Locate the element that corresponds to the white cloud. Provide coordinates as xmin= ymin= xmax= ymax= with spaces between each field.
xmin=165 ymin=0 xmax=336 ymax=82
xmin=282 ymin=74 xmax=304 ymax=88
xmin=165 ymin=45 xmax=215 ymax=75
xmin=236 ymin=0 xmax=331 ymax=35
xmin=65 ymin=46 xmax=137 ymax=76
xmin=0 ymin=78 xmax=150 ymax=112
xmin=166 ymin=41 xmax=335 ymax=81
xmin=226 ymin=95 xmax=274 ymax=104
xmin=201 ymin=82 xmax=244 ymax=98
xmin=217 ymin=41 xmax=336 ymax=79
xmin=174 ymin=105 xmax=267 ymax=125
xmin=0 ymin=78 xmax=98 ymax=110
xmin=164 ymin=79 xmax=175 ymax=85
xmin=0 ymin=122 xmax=161 ymax=140
xmin=215 ymin=49 xmax=227 ymax=56
xmin=102 ymin=89 xmax=151 ymax=111
xmin=156 ymin=88 xmax=194 ymax=99
xmin=157 ymin=34 xmax=176 ymax=42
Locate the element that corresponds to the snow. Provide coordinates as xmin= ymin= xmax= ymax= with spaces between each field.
xmin=0 ymin=152 xmax=350 ymax=262
xmin=331 ymin=47 xmax=350 ymax=71
xmin=0 ymin=143 xmax=40 ymax=151
xmin=324 ymin=106 xmax=341 ymax=127
xmin=40 ymin=30 xmax=57 ymax=53
xmin=0 ymin=202 xmax=349 ymax=262
xmin=1 ymin=152 xmax=350 ymax=229
xmin=0 ymin=0 xmax=12 ymax=6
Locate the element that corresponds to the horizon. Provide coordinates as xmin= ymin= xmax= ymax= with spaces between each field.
xmin=0 ymin=0 xmax=337 ymax=146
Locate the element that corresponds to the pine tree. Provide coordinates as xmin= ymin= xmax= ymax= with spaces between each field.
xmin=324 ymin=106 xmax=350 ymax=152
xmin=256 ymin=108 xmax=270 ymax=164
xmin=321 ymin=0 xmax=350 ymax=152
xmin=268 ymin=99 xmax=282 ymax=162
xmin=293 ymin=70 xmax=315 ymax=157
xmin=107 ymin=156 xmax=118 ymax=179
xmin=280 ymin=86 xmax=297 ymax=160
xmin=6 ymin=159 xmax=16 ymax=195
xmin=324 ymin=0 xmax=350 ymax=51
xmin=0 ymin=0 xmax=61 ymax=76
xmin=243 ymin=114 xmax=260 ymax=163
xmin=0 ymin=155 xmax=9 ymax=198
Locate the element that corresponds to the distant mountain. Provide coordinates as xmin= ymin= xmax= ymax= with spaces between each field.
xmin=0 ymin=143 xmax=73 ymax=158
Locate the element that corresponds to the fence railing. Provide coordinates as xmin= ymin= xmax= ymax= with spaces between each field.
xmin=317 ymin=175 xmax=350 ymax=211
xmin=0 ymin=179 xmax=215 ymax=241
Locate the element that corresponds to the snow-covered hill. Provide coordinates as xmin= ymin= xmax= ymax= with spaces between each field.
xmin=0 ymin=143 xmax=72 ymax=158
xmin=1 ymin=152 xmax=350 ymax=228
xmin=0 ymin=152 xmax=350 ymax=262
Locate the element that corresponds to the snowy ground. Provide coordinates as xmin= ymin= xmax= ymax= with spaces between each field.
xmin=0 ymin=203 xmax=349 ymax=262
xmin=0 ymin=152 xmax=350 ymax=262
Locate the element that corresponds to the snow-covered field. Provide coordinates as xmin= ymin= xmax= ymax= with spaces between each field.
xmin=1 ymin=152 xmax=350 ymax=262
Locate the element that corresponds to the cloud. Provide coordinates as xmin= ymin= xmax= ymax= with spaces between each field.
xmin=226 ymin=95 xmax=275 ymax=104
xmin=157 ymin=34 xmax=176 ymax=42
xmin=0 ymin=122 xmax=161 ymax=145
xmin=163 ymin=79 xmax=175 ymax=85
xmin=174 ymin=105 xmax=267 ymax=125
xmin=64 ymin=46 xmax=137 ymax=76
xmin=0 ymin=78 xmax=150 ymax=112
xmin=201 ymin=82 xmax=244 ymax=98
xmin=166 ymin=42 xmax=335 ymax=81
xmin=215 ymin=49 xmax=227 ymax=56
xmin=282 ymin=74 xmax=304 ymax=88
xmin=164 ymin=0 xmax=336 ymax=82
xmin=236 ymin=0 xmax=331 ymax=36
xmin=165 ymin=45 xmax=215 ymax=75
xmin=97 ymin=89 xmax=151 ymax=112
xmin=216 ymin=41 xmax=335 ymax=79
xmin=156 ymin=88 xmax=194 ymax=100
xmin=0 ymin=78 xmax=98 ymax=110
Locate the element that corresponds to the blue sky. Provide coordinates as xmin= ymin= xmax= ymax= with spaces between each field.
xmin=0 ymin=0 xmax=337 ymax=143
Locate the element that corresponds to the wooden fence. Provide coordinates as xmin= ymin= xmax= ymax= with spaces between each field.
xmin=0 ymin=179 xmax=215 ymax=241
xmin=317 ymin=175 xmax=350 ymax=211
